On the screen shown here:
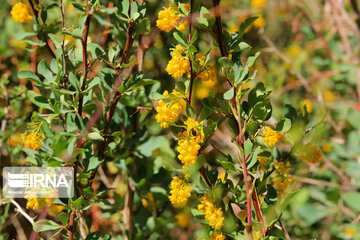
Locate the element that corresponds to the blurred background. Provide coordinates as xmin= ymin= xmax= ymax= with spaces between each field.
xmin=1 ymin=0 xmax=360 ymax=239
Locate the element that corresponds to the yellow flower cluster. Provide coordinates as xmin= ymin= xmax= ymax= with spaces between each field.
xmin=166 ymin=45 xmax=191 ymax=79
xmin=141 ymin=192 xmax=157 ymax=211
xmin=156 ymin=7 xmax=180 ymax=32
xmin=6 ymin=133 xmax=24 ymax=147
xmin=177 ymin=118 xmax=204 ymax=169
xmin=11 ymin=2 xmax=34 ymax=23
xmin=169 ymin=177 xmax=192 ymax=207
xmin=198 ymin=195 xmax=224 ymax=229
xmin=175 ymin=212 xmax=191 ymax=228
xmin=272 ymin=161 xmax=292 ymax=195
xmin=209 ymin=231 xmax=225 ymax=240
xmin=263 ymin=126 xmax=282 ymax=147
xmin=23 ymin=132 xmax=44 ymax=150
xmin=25 ymin=194 xmax=64 ymax=216
xmin=155 ymin=90 xmax=184 ymax=128
xmin=195 ymin=52 xmax=218 ymax=99
xmin=156 ymin=4 xmax=189 ymax=32
xmin=297 ymin=143 xmax=322 ymax=164
xmin=251 ymin=0 xmax=267 ymax=8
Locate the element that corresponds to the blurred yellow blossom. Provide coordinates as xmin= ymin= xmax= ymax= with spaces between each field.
xmin=142 ymin=192 xmax=156 ymax=211
xmin=345 ymin=227 xmax=357 ymax=235
xmin=251 ymin=0 xmax=266 ymax=8
xmin=6 ymin=133 xmax=24 ymax=147
xmin=254 ymin=16 xmax=266 ymax=28
xmin=209 ymin=231 xmax=225 ymax=240
xmin=23 ymin=131 xmax=44 ymax=150
xmin=297 ymin=143 xmax=322 ymax=164
xmin=175 ymin=212 xmax=191 ymax=228
xmin=11 ymin=2 xmax=34 ymax=23
xmin=301 ymin=99 xmax=313 ymax=113
xmin=323 ymin=90 xmax=335 ymax=102
xmin=322 ymin=143 xmax=332 ymax=153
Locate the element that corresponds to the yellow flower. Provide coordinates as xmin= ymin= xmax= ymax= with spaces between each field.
xmin=177 ymin=118 xmax=204 ymax=169
xmin=287 ymin=44 xmax=301 ymax=58
xmin=209 ymin=231 xmax=225 ymax=240
xmin=198 ymin=195 xmax=224 ymax=229
xmin=301 ymin=99 xmax=313 ymax=113
xmin=217 ymin=172 xmax=226 ymax=183
xmin=251 ymin=0 xmax=266 ymax=8
xmin=141 ymin=192 xmax=156 ymax=211
xmin=6 ymin=133 xmax=24 ymax=147
xmin=156 ymin=7 xmax=180 ymax=32
xmin=48 ymin=204 xmax=64 ymax=216
xmin=196 ymin=86 xmax=210 ymax=100
xmin=11 ymin=2 xmax=34 ymax=23
xmin=23 ymin=132 xmax=44 ymax=150
xmin=345 ymin=227 xmax=357 ymax=235
xmin=323 ymin=90 xmax=335 ymax=102
xmin=263 ymin=126 xmax=282 ymax=147
xmin=166 ymin=45 xmax=191 ymax=78
xmin=25 ymin=194 xmax=64 ymax=216
xmin=155 ymin=90 xmax=184 ymax=128
xmin=175 ymin=212 xmax=191 ymax=228
xmin=322 ymin=143 xmax=332 ymax=153
xmin=254 ymin=16 xmax=266 ymax=28
xmin=169 ymin=177 xmax=192 ymax=207
xmin=198 ymin=65 xmax=218 ymax=85
xmin=297 ymin=143 xmax=322 ymax=164
xmin=178 ymin=20 xmax=187 ymax=31
xmin=272 ymin=161 xmax=292 ymax=195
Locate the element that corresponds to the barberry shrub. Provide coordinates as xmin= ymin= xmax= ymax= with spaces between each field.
xmin=1 ymin=0 xmax=359 ymax=240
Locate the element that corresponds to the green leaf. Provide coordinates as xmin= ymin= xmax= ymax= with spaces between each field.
xmin=244 ymin=139 xmax=253 ymax=157
xmin=126 ymin=79 xmax=157 ymax=91
xmin=18 ymin=71 xmax=41 ymax=83
xmin=297 ymin=204 xmax=329 ymax=225
xmin=14 ymin=32 xmax=36 ymax=41
xmin=85 ymin=232 xmax=102 ymax=240
xmin=191 ymin=208 xmax=205 ymax=217
xmin=276 ymin=118 xmax=292 ymax=132
xmin=246 ymin=52 xmax=260 ymax=68
xmin=247 ymin=146 xmax=260 ymax=169
xmin=33 ymin=220 xmax=62 ymax=232
xmin=190 ymin=30 xmax=198 ymax=45
xmin=27 ymin=91 xmax=52 ymax=110
xmin=223 ymin=88 xmax=234 ymax=100
xmin=173 ymin=31 xmax=187 ymax=46
xmin=218 ymin=57 xmax=233 ymax=69
xmin=87 ymin=156 xmax=103 ymax=172
xmin=198 ymin=7 xmax=211 ymax=27
xmin=343 ymin=192 xmax=360 ymax=212
xmin=87 ymin=132 xmax=104 ymax=141
xmin=238 ymin=16 xmax=258 ymax=38
xmin=68 ymin=73 xmax=80 ymax=89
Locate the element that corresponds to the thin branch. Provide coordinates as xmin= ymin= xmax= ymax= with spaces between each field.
xmin=28 ymin=0 xmax=56 ymax=58
xmin=187 ymin=0 xmax=195 ymax=104
xmin=10 ymin=199 xmax=34 ymax=226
